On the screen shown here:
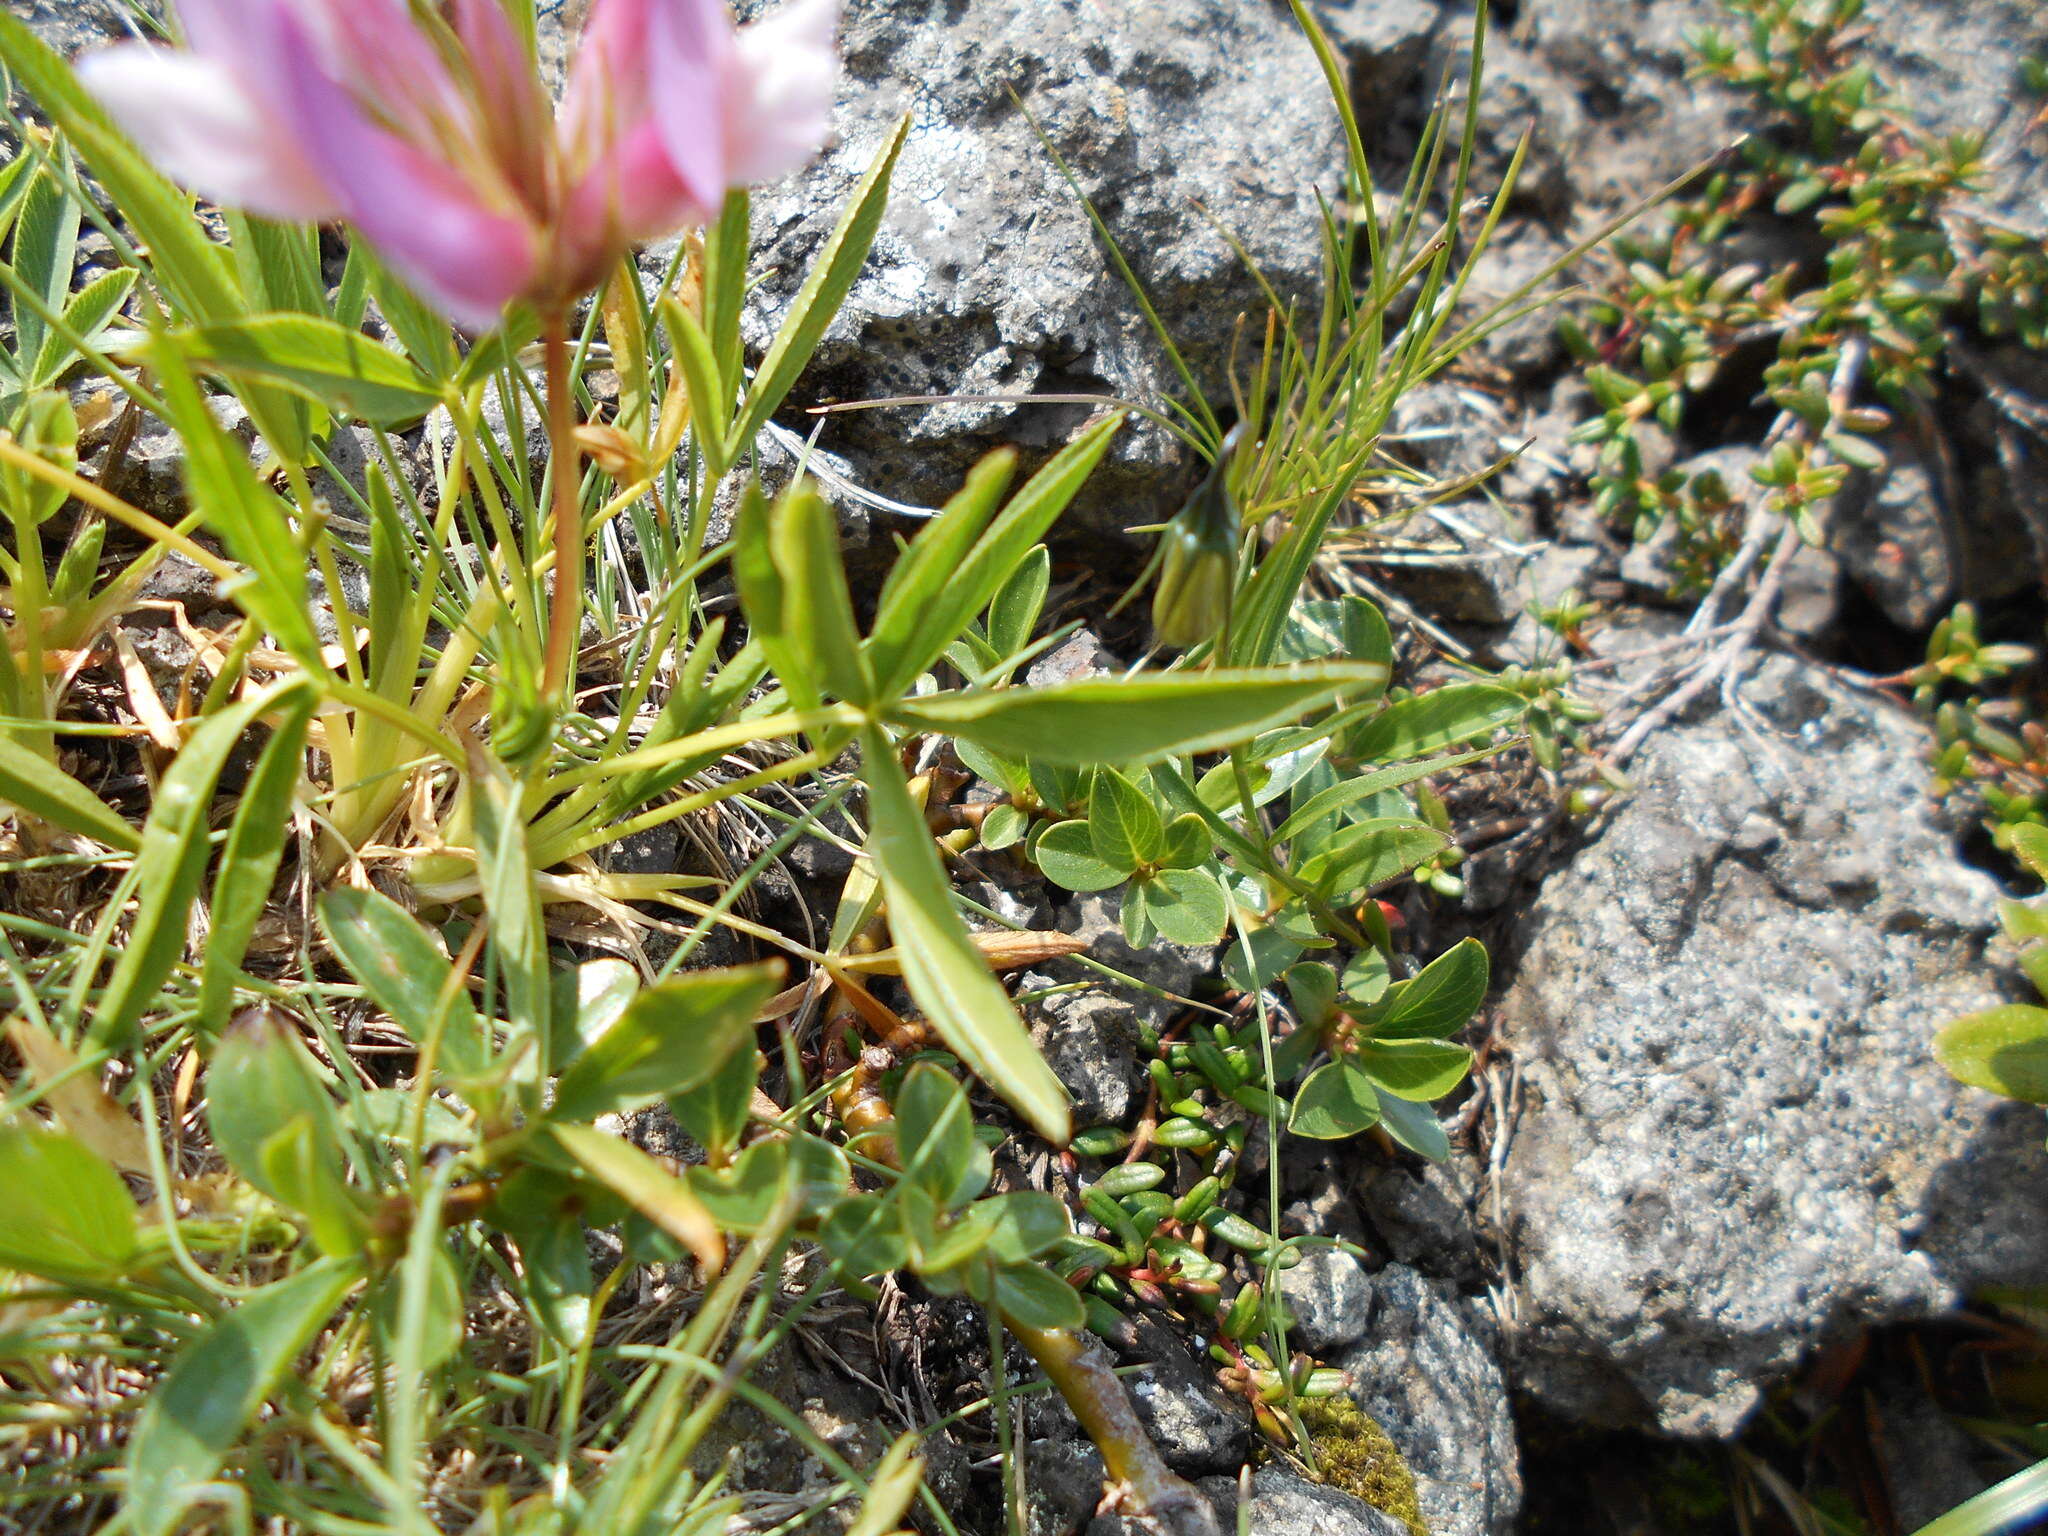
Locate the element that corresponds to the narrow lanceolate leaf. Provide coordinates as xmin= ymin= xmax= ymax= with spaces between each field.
xmin=12 ymin=161 xmax=78 ymax=381
xmin=316 ymin=887 xmax=490 ymax=1083
xmin=846 ymin=1434 xmax=927 ymax=1536
xmin=35 ymin=267 xmax=135 ymax=388
xmin=549 ymin=1122 xmax=725 ymax=1272
xmin=550 ymin=962 xmax=782 ymax=1122
xmin=868 ymin=417 xmax=1124 ymax=698
xmin=0 ymin=734 xmax=138 ymax=851
xmin=127 ymin=1259 xmax=360 ymax=1536
xmin=149 ymin=343 xmax=325 ymax=665
xmin=864 ymin=449 xmax=1017 ymax=691
xmin=208 ymin=1008 xmax=367 ymax=1257
xmin=178 ymin=313 xmax=443 ymax=426
xmin=469 ymin=749 xmax=552 ymax=1068
xmin=1345 ymin=684 xmax=1526 ymax=764
xmin=859 ymin=725 xmax=1070 ymax=1144
xmin=1271 ymin=746 xmax=1504 ymax=844
xmin=91 ymin=680 xmax=309 ymax=1050
xmin=767 ymin=480 xmax=873 ymax=708
xmin=197 ymin=700 xmax=311 ymax=1036
xmin=1295 ymin=818 xmax=1448 ymax=899
xmin=728 ymin=114 xmax=909 ymax=459
xmin=890 ymin=664 xmax=1386 ymax=766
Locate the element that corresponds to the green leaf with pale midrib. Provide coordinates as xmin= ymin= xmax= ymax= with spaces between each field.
xmin=860 ymin=724 xmax=1070 ymax=1144
xmin=890 ymin=663 xmax=1387 ymax=765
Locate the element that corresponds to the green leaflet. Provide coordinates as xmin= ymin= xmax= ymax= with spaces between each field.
xmin=0 ymin=733 xmax=137 ymax=852
xmin=892 ymin=664 xmax=1386 ymax=766
xmin=179 ymin=312 xmax=443 ymax=425
xmin=859 ymin=724 xmax=1070 ymax=1144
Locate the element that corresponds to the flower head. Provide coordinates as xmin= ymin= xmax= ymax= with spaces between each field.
xmin=79 ymin=0 xmax=840 ymax=331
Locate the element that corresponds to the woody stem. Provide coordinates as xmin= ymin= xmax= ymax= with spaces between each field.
xmin=540 ymin=307 xmax=582 ymax=704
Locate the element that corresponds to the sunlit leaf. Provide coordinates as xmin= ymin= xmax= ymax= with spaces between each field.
xmin=178 ymin=313 xmax=442 ymax=425
xmin=551 ymin=962 xmax=780 ymax=1122
xmin=860 ymin=726 xmax=1070 ymax=1144
xmin=1935 ymin=1005 xmax=2048 ymax=1104
xmin=892 ymin=664 xmax=1385 ymax=766
xmin=0 ymin=1121 xmax=137 ymax=1283
xmin=1288 ymin=1058 xmax=1382 ymax=1140
xmin=0 ymin=733 xmax=137 ymax=852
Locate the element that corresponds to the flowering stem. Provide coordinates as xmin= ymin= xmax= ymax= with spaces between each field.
xmin=540 ymin=306 xmax=582 ymax=705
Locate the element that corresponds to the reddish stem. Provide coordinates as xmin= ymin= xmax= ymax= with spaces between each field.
xmin=540 ymin=308 xmax=582 ymax=705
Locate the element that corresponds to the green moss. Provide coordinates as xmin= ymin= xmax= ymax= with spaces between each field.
xmin=1297 ymin=1395 xmax=1430 ymax=1536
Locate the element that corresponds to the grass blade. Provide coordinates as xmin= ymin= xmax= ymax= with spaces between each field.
xmin=195 ymin=694 xmax=312 ymax=1038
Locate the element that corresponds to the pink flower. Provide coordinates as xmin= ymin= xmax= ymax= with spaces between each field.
xmin=78 ymin=0 xmax=840 ymax=331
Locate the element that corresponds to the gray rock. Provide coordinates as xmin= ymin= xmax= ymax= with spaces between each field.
xmin=1354 ymin=1158 xmax=1487 ymax=1285
xmin=1386 ymin=383 xmax=1511 ymax=486
xmin=1433 ymin=22 xmax=1589 ymax=218
xmin=1026 ymin=629 xmax=1122 ymax=688
xmin=1821 ymin=402 xmax=2048 ymax=635
xmin=1869 ymin=1373 xmax=1995 ymax=1533
xmin=724 ymin=0 xmax=1344 ymax=538
xmin=9 ymin=0 xmax=133 ymax=65
xmin=1310 ymin=0 xmax=1445 ymax=106
xmin=1028 ymin=1436 xmax=1108 ymax=1536
xmin=1374 ymin=499 xmax=1536 ymax=626
xmin=1119 ymin=1314 xmax=1253 ymax=1478
xmin=1055 ymin=891 xmax=1211 ymax=1007
xmin=1501 ymin=651 xmax=2048 ymax=1438
xmin=1775 ymin=535 xmax=1842 ymax=641
xmin=1510 ymin=0 xmax=2048 ymax=232
xmin=1618 ymin=513 xmax=1685 ymax=599
xmin=1336 ymin=1265 xmax=1521 ymax=1536
xmin=1276 ymin=1247 xmax=1374 ymax=1355
xmin=1194 ymin=1466 xmax=1410 ymax=1536
xmin=1027 ymin=988 xmax=1146 ymax=1126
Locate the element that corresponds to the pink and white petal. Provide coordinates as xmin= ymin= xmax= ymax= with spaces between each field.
xmin=723 ymin=0 xmax=838 ymax=186
xmin=276 ymin=27 xmax=536 ymax=328
xmin=562 ymin=0 xmax=652 ymax=155
xmin=451 ymin=0 xmax=553 ymax=210
xmin=76 ymin=44 xmax=339 ymax=221
xmin=643 ymin=0 xmax=736 ymax=208
xmin=559 ymin=118 xmax=707 ymax=279
xmin=279 ymin=0 xmax=466 ymax=142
